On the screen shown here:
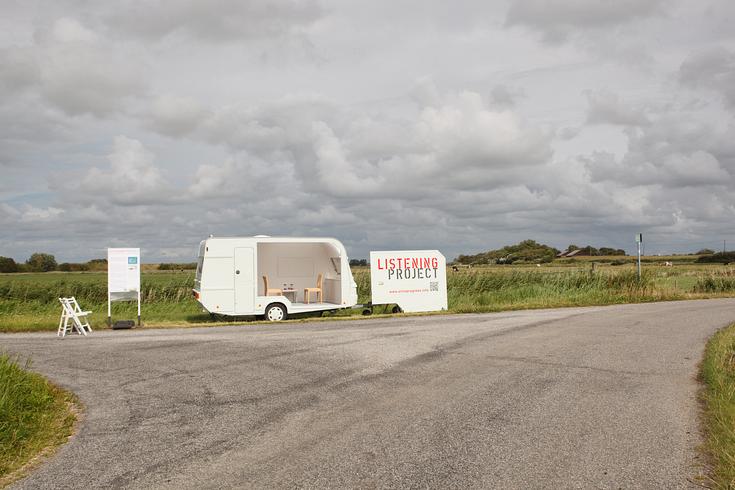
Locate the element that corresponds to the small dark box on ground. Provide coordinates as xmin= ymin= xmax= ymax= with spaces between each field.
xmin=112 ymin=320 xmax=135 ymax=330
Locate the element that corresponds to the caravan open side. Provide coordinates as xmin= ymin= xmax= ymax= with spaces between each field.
xmin=192 ymin=236 xmax=359 ymax=321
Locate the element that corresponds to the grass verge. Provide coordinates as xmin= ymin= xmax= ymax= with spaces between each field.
xmin=0 ymin=354 xmax=78 ymax=487
xmin=700 ymin=323 xmax=735 ymax=489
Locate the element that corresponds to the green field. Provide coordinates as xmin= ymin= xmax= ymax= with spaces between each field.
xmin=1 ymin=262 xmax=735 ymax=332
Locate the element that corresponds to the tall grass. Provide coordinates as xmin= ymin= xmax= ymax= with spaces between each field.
xmin=0 ymin=354 xmax=76 ymax=480
xmin=700 ymin=323 xmax=735 ymax=488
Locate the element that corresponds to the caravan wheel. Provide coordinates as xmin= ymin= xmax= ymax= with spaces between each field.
xmin=265 ymin=303 xmax=287 ymax=322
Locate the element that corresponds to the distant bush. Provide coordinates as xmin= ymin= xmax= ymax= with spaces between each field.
xmin=696 ymin=249 xmax=715 ymax=255
xmin=86 ymin=259 xmax=107 ymax=271
xmin=610 ymin=259 xmax=627 ymax=266
xmin=694 ymin=276 xmax=735 ymax=293
xmin=697 ymin=252 xmax=735 ymax=264
xmin=25 ymin=253 xmax=57 ymax=272
xmin=563 ymin=245 xmax=626 ymax=256
xmin=0 ymin=257 xmax=18 ymax=273
xmin=349 ymin=259 xmax=368 ymax=267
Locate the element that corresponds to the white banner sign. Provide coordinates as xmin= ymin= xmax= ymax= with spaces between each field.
xmin=370 ymin=250 xmax=448 ymax=313
xmin=108 ymin=248 xmax=140 ymax=297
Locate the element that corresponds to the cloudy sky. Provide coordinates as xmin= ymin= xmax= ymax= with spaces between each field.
xmin=2 ymin=0 xmax=735 ymax=262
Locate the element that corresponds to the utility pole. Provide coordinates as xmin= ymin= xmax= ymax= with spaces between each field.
xmin=725 ymin=240 xmax=727 ymax=254
xmin=636 ymin=233 xmax=643 ymax=281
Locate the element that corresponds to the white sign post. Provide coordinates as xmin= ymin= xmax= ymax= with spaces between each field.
xmin=369 ymin=250 xmax=448 ymax=313
xmin=107 ymin=248 xmax=141 ymax=326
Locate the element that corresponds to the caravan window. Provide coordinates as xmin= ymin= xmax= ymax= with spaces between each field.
xmin=194 ymin=242 xmax=205 ymax=290
xmin=330 ymin=257 xmax=341 ymax=275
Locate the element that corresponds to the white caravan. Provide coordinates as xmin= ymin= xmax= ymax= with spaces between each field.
xmin=193 ymin=236 xmax=359 ymax=321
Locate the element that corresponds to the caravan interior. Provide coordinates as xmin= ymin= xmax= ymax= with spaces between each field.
xmin=256 ymin=241 xmax=345 ymax=307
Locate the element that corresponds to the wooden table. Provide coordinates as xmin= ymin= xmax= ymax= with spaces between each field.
xmin=282 ymin=289 xmax=297 ymax=303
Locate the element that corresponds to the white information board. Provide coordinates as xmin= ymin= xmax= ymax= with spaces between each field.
xmin=107 ymin=248 xmax=141 ymax=325
xmin=108 ymin=248 xmax=140 ymax=295
xmin=370 ymin=250 xmax=448 ymax=313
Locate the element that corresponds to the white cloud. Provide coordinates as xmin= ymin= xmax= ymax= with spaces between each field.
xmin=51 ymin=17 xmax=98 ymax=43
xmin=20 ymin=205 xmax=64 ymax=222
xmin=72 ymin=136 xmax=173 ymax=205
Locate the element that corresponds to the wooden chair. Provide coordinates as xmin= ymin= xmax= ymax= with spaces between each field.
xmin=263 ymin=275 xmax=283 ymax=296
xmin=304 ymin=273 xmax=323 ymax=304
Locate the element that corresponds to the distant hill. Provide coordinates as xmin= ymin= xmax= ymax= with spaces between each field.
xmin=454 ymin=240 xmax=559 ymax=265
xmin=454 ymin=240 xmax=630 ymax=265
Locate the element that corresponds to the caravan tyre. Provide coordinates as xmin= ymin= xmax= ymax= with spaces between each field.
xmin=265 ymin=303 xmax=287 ymax=322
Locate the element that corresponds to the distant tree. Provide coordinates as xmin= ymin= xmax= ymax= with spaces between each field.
xmin=696 ymin=248 xmax=715 ymax=255
xmin=26 ymin=253 xmax=57 ymax=272
xmin=598 ymin=247 xmax=626 ymax=256
xmin=58 ymin=262 xmax=90 ymax=272
xmin=0 ymin=256 xmax=18 ymax=273
xmin=349 ymin=259 xmax=368 ymax=267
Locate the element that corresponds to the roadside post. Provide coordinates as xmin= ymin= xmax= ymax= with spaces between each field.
xmin=107 ymin=248 xmax=141 ymax=327
xmin=635 ymin=233 xmax=642 ymax=281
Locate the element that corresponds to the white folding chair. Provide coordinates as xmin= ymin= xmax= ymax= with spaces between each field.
xmin=58 ymin=297 xmax=92 ymax=338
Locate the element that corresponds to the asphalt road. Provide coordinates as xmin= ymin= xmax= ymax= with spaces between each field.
xmin=4 ymin=299 xmax=735 ymax=489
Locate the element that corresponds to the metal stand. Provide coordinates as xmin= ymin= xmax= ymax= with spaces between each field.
xmin=360 ymin=302 xmax=402 ymax=315
xmin=107 ymin=291 xmax=141 ymax=328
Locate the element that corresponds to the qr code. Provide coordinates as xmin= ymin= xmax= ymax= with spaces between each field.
xmin=430 ymin=282 xmax=438 ymax=291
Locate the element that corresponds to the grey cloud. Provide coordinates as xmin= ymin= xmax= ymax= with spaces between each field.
xmin=585 ymin=90 xmax=650 ymax=126
xmin=106 ymin=0 xmax=324 ymax=42
xmin=0 ymin=46 xmax=40 ymax=95
xmin=1 ymin=17 xmax=148 ymax=117
xmin=680 ymin=47 xmax=735 ymax=108
xmin=506 ymin=0 xmax=664 ymax=42
xmin=148 ymin=95 xmax=209 ymax=137
xmin=582 ymin=114 xmax=735 ymax=201
xmin=489 ymin=85 xmax=523 ymax=109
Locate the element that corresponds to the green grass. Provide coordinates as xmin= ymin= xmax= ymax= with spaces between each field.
xmin=1 ymin=263 xmax=735 ymax=332
xmin=700 ymin=323 xmax=735 ymax=488
xmin=0 ymin=354 xmax=77 ymax=483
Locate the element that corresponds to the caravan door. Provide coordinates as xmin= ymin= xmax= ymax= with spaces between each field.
xmin=234 ymin=247 xmax=255 ymax=314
